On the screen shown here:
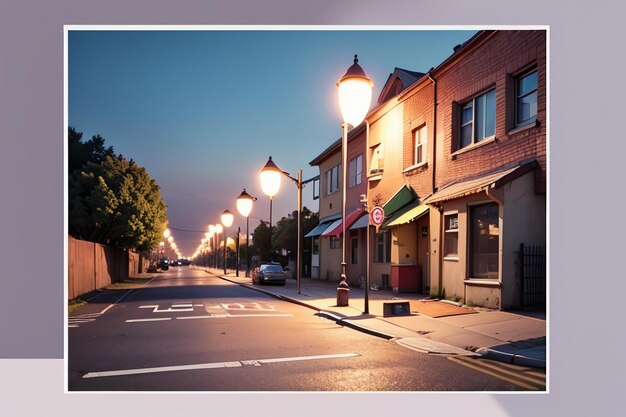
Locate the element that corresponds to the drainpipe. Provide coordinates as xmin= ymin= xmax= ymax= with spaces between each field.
xmin=428 ymin=72 xmax=437 ymax=195
xmin=428 ymin=72 xmax=442 ymax=298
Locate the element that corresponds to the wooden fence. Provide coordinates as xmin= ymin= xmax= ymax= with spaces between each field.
xmin=68 ymin=236 xmax=146 ymax=300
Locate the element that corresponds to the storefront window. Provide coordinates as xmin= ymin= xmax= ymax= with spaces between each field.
xmin=470 ymin=203 xmax=499 ymax=278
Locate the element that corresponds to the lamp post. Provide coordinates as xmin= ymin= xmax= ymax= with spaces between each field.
xmin=336 ymin=54 xmax=373 ymax=306
xmin=214 ymin=224 xmax=223 ymax=270
xmin=221 ymin=210 xmax=234 ymax=275
xmin=260 ymin=157 xmax=304 ymax=294
xmin=259 ymin=156 xmax=282 ymax=263
xmin=236 ymin=189 xmax=257 ymax=277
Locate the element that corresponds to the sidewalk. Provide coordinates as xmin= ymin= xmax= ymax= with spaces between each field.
xmin=207 ymin=267 xmax=546 ymax=369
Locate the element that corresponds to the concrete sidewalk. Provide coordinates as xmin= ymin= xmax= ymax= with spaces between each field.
xmin=207 ymin=267 xmax=546 ymax=369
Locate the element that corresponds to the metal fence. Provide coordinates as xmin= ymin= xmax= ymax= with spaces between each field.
xmin=519 ymin=243 xmax=546 ymax=310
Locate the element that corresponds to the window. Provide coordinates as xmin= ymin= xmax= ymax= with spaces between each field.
xmin=330 ymin=236 xmax=341 ymax=249
xmin=348 ymin=154 xmax=363 ymax=187
xmin=326 ymin=164 xmax=341 ymax=195
xmin=374 ymin=231 xmax=391 ymax=263
xmin=351 ymin=238 xmax=358 ymax=264
xmin=515 ymin=70 xmax=538 ymax=127
xmin=460 ymin=89 xmax=496 ymax=149
xmin=413 ymin=125 xmax=427 ymax=166
xmin=312 ymin=237 xmax=319 ymax=254
xmin=469 ymin=203 xmax=499 ymax=278
xmin=444 ymin=213 xmax=458 ymax=258
xmin=369 ymin=144 xmax=384 ymax=175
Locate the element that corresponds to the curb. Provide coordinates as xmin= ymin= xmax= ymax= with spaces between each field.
xmin=213 ymin=271 xmax=396 ymax=340
xmin=210 ymin=269 xmax=547 ymax=369
xmin=316 ymin=311 xmax=396 ymax=340
xmin=476 ymin=347 xmax=546 ymax=369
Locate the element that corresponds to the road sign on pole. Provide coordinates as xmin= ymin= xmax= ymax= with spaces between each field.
xmin=370 ymin=206 xmax=385 ymax=226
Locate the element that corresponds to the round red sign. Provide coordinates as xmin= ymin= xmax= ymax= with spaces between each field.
xmin=370 ymin=206 xmax=385 ymax=225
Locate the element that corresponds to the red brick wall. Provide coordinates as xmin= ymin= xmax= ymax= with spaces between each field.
xmin=402 ymin=82 xmax=436 ymax=200
xmin=434 ymin=30 xmax=547 ymax=193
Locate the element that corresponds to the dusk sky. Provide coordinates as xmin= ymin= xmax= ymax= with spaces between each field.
xmin=68 ymin=27 xmax=478 ymax=257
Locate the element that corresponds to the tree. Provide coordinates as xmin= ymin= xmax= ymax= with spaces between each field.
xmin=251 ymin=220 xmax=271 ymax=263
xmin=68 ymin=129 xmax=168 ymax=252
xmin=68 ymin=127 xmax=115 ymax=174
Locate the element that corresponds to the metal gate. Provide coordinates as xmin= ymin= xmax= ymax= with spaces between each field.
xmin=519 ymin=243 xmax=546 ymax=310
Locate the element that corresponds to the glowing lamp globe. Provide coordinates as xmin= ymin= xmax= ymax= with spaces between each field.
xmin=214 ymin=224 xmax=223 ymax=234
xmin=236 ymin=189 xmax=255 ymax=218
xmin=260 ymin=156 xmax=282 ymax=198
xmin=337 ymin=55 xmax=373 ymax=127
xmin=221 ymin=210 xmax=234 ymax=228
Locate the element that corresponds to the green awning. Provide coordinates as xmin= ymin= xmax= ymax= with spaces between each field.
xmin=385 ymin=203 xmax=429 ymax=227
xmin=382 ymin=185 xmax=416 ymax=218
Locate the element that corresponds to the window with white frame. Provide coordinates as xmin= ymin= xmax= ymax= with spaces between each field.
xmin=325 ymin=164 xmax=341 ymax=195
xmin=413 ymin=125 xmax=427 ymax=166
xmin=348 ymin=154 xmax=363 ymax=187
xmin=460 ymin=89 xmax=496 ymax=149
xmin=369 ymin=144 xmax=384 ymax=175
xmin=374 ymin=230 xmax=391 ymax=263
xmin=515 ymin=70 xmax=538 ymax=127
xmin=330 ymin=235 xmax=341 ymax=249
xmin=443 ymin=213 xmax=459 ymax=258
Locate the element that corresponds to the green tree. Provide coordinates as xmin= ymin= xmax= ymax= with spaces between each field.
xmin=68 ymin=132 xmax=168 ymax=252
xmin=251 ymin=220 xmax=271 ymax=263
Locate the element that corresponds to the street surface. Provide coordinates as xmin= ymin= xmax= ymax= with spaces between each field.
xmin=68 ymin=267 xmax=545 ymax=391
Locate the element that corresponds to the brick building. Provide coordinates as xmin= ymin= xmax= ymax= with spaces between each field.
xmin=309 ymin=30 xmax=547 ymax=310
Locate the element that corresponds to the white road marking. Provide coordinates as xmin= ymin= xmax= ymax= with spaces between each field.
xmin=125 ymin=318 xmax=171 ymax=323
xmin=139 ymin=304 xmax=194 ymax=313
xmin=82 ymin=352 xmax=360 ymax=379
xmin=176 ymin=314 xmax=293 ymax=320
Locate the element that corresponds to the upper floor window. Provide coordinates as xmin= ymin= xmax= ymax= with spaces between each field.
xmin=413 ymin=125 xmax=427 ymax=166
xmin=326 ymin=164 xmax=341 ymax=195
xmin=369 ymin=144 xmax=384 ymax=176
xmin=460 ymin=89 xmax=496 ymax=149
xmin=348 ymin=154 xmax=363 ymax=188
xmin=515 ymin=70 xmax=538 ymax=127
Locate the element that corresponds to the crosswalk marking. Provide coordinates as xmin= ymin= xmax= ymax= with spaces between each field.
xmin=447 ymin=356 xmax=546 ymax=390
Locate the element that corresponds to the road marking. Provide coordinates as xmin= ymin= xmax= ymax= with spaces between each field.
xmin=176 ymin=313 xmax=294 ymax=320
xmin=125 ymin=318 xmax=172 ymax=323
xmin=447 ymin=356 xmax=545 ymax=390
xmin=82 ymin=352 xmax=360 ymax=379
xmin=139 ymin=304 xmax=194 ymax=313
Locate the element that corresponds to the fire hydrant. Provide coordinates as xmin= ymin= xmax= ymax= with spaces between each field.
xmin=336 ymin=275 xmax=349 ymax=306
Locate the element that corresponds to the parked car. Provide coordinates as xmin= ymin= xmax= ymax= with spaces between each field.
xmin=253 ymin=263 xmax=287 ymax=285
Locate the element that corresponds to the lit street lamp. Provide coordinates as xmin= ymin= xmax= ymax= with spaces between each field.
xmin=336 ymin=54 xmax=373 ymax=307
xmin=221 ymin=210 xmax=234 ymax=275
xmin=260 ymin=156 xmax=304 ymax=294
xmin=214 ymin=224 xmax=223 ymax=270
xmin=236 ymin=189 xmax=257 ymax=277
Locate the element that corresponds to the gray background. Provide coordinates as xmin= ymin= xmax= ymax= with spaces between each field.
xmin=1 ymin=0 xmax=624 ymax=415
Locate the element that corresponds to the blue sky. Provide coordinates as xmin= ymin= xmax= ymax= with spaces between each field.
xmin=68 ymin=27 xmax=477 ymax=257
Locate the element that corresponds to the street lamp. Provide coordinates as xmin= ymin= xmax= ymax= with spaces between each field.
xmin=221 ymin=210 xmax=234 ymax=275
xmin=260 ymin=156 xmax=304 ymax=294
xmin=208 ymin=225 xmax=216 ymax=268
xmin=236 ymin=189 xmax=257 ymax=277
xmin=259 ymin=156 xmax=282 ymax=262
xmin=214 ymin=224 xmax=223 ymax=270
xmin=336 ymin=54 xmax=373 ymax=307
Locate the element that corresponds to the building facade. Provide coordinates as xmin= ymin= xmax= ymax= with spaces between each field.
xmin=308 ymin=30 xmax=547 ymax=310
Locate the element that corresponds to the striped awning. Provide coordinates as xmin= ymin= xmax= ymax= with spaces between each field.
xmin=322 ymin=208 xmax=365 ymax=237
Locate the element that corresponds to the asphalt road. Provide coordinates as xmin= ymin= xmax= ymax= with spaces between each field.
xmin=68 ymin=267 xmax=538 ymax=391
